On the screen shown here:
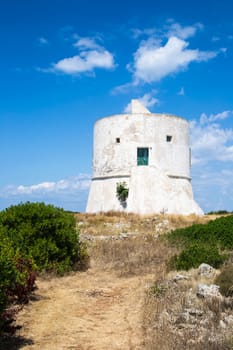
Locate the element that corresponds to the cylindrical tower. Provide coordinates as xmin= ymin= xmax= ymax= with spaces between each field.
xmin=86 ymin=100 xmax=203 ymax=215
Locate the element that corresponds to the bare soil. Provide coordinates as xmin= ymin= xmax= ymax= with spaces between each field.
xmin=15 ymin=267 xmax=154 ymax=350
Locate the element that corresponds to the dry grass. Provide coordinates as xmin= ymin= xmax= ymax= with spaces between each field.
xmin=7 ymin=211 xmax=231 ymax=349
xmin=90 ymin=235 xmax=173 ymax=277
xmin=77 ymin=213 xmax=233 ymax=349
xmin=76 ymin=212 xmax=213 ymax=237
xmin=142 ymin=271 xmax=233 ymax=350
xmin=165 ymin=213 xmax=213 ymax=228
xmin=77 ymin=212 xmax=233 ymax=349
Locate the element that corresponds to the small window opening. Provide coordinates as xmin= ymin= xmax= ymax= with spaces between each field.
xmin=166 ymin=135 xmax=172 ymax=142
xmin=137 ymin=147 xmax=149 ymax=166
xmin=116 ymin=137 xmax=120 ymax=143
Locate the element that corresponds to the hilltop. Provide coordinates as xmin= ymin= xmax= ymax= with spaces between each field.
xmin=1 ymin=212 xmax=232 ymax=350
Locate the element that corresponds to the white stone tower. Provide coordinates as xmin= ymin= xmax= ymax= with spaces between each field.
xmin=86 ymin=100 xmax=203 ymax=215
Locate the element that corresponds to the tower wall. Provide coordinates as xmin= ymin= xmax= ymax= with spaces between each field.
xmin=86 ymin=111 xmax=203 ymax=215
xmin=93 ymin=113 xmax=190 ymax=179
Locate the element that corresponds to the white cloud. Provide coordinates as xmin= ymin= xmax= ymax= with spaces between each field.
xmin=220 ymin=47 xmax=227 ymax=54
xmin=138 ymin=92 xmax=159 ymax=108
xmin=111 ymin=81 xmax=138 ymax=95
xmin=165 ymin=22 xmax=203 ymax=39
xmin=38 ymin=37 xmax=49 ymax=45
xmin=131 ymin=27 xmax=157 ymax=39
xmin=177 ymin=87 xmax=185 ymax=96
xmin=191 ymin=112 xmax=233 ymax=164
xmin=131 ymin=21 xmax=203 ymax=40
xmin=124 ymin=92 xmax=159 ymax=113
xmin=45 ymin=36 xmax=115 ymax=76
xmin=1 ymin=174 xmax=91 ymax=197
xmin=212 ymin=36 xmax=220 ymax=42
xmin=191 ymin=110 xmax=233 ymax=212
xmin=74 ymin=37 xmax=102 ymax=50
xmin=200 ymin=110 xmax=233 ymax=124
xmin=53 ymin=50 xmax=114 ymax=74
xmin=192 ymin=165 xmax=233 ymax=212
xmin=131 ymin=36 xmax=217 ymax=84
xmin=123 ymin=103 xmax=131 ymax=113
xmin=113 ymin=21 xmax=218 ymax=93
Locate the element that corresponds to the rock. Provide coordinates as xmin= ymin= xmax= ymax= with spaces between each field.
xmin=196 ymin=284 xmax=221 ymax=298
xmin=176 ymin=311 xmax=190 ymax=323
xmin=198 ymin=263 xmax=214 ymax=276
xmin=219 ymin=320 xmax=226 ymax=329
xmin=80 ymin=234 xmax=94 ymax=242
xmin=223 ymin=315 xmax=233 ymax=326
xmin=185 ymin=308 xmax=203 ymax=317
xmin=99 ymin=235 xmax=108 ymax=240
xmin=175 ymin=308 xmax=204 ymax=325
xmin=119 ymin=233 xmax=128 ymax=239
xmin=173 ymin=274 xmax=189 ymax=282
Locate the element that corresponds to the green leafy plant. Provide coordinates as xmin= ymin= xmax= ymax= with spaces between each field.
xmin=150 ymin=281 xmax=168 ymax=297
xmin=168 ymin=243 xmax=226 ymax=271
xmin=207 ymin=210 xmax=231 ymax=215
xmin=0 ymin=226 xmax=36 ymax=332
xmin=0 ymin=202 xmax=88 ymax=273
xmin=116 ymin=182 xmax=129 ymax=203
xmin=0 ymin=202 xmax=89 ymax=333
xmin=167 ymin=215 xmax=233 ymax=271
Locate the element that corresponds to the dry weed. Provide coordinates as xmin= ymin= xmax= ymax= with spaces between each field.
xmin=76 ymin=212 xmax=215 ymax=238
xmin=142 ymin=272 xmax=233 ymax=350
xmin=76 ymin=212 xmax=231 ymax=349
xmin=90 ymin=235 xmax=173 ymax=277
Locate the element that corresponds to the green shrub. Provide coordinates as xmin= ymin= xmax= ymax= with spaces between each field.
xmin=169 ymin=244 xmax=226 ymax=271
xmin=215 ymin=265 xmax=233 ymax=296
xmin=168 ymin=215 xmax=233 ymax=249
xmin=0 ymin=202 xmax=88 ymax=333
xmin=207 ymin=210 xmax=230 ymax=215
xmin=0 ymin=229 xmax=17 ymax=315
xmin=116 ymin=182 xmax=129 ymax=202
xmin=0 ymin=225 xmax=36 ymax=332
xmin=167 ymin=215 xmax=233 ymax=271
xmin=0 ymin=202 xmax=87 ymax=273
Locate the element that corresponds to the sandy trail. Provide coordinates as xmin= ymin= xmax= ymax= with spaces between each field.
xmin=16 ymin=268 xmax=153 ymax=350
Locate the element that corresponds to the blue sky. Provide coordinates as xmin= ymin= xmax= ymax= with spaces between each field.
xmin=1 ymin=0 xmax=233 ymax=213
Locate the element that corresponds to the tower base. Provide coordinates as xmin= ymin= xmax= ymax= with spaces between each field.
xmin=86 ymin=166 xmax=203 ymax=216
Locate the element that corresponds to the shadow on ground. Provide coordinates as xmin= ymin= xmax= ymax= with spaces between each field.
xmin=0 ymin=335 xmax=33 ymax=350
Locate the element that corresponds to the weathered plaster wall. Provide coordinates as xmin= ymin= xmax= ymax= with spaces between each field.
xmin=86 ymin=108 xmax=203 ymax=215
xmin=86 ymin=176 xmax=130 ymax=213
xmin=93 ymin=113 xmax=190 ymax=179
xmin=127 ymin=166 xmax=203 ymax=215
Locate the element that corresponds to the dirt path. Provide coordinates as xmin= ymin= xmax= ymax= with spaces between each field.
xmin=16 ymin=267 xmax=154 ymax=350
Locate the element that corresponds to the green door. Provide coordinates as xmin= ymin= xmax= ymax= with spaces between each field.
xmin=137 ymin=148 xmax=149 ymax=165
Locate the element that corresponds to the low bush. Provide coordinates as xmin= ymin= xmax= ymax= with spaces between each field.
xmin=0 ymin=225 xmax=36 ymax=332
xmin=0 ymin=202 xmax=88 ymax=333
xmin=0 ymin=202 xmax=87 ymax=273
xmin=167 ymin=215 xmax=233 ymax=271
xmin=169 ymin=243 xmax=226 ymax=271
xmin=168 ymin=215 xmax=233 ymax=249
xmin=215 ymin=265 xmax=233 ymax=297
xmin=207 ymin=210 xmax=232 ymax=215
